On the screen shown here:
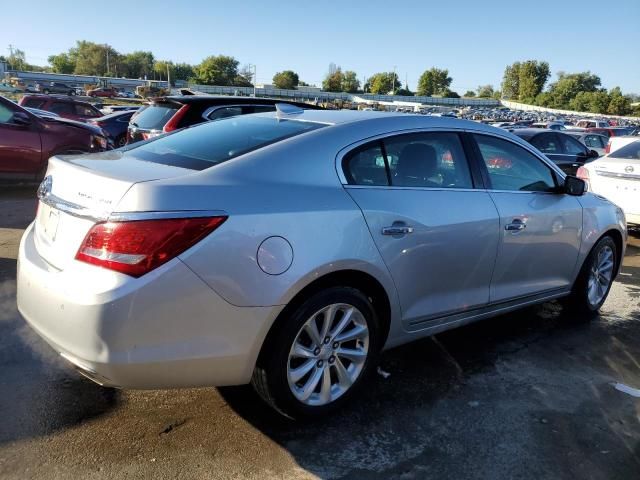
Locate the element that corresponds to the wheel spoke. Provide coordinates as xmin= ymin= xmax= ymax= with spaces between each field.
xmin=292 ymin=343 xmax=316 ymax=359
xmin=299 ymin=367 xmax=323 ymax=401
xmin=304 ymin=322 xmax=322 ymax=347
xmin=336 ymin=347 xmax=367 ymax=364
xmin=330 ymin=307 xmax=354 ymax=339
xmin=333 ymin=357 xmax=352 ymax=388
xmin=319 ymin=304 xmax=337 ymax=339
xmin=335 ymin=324 xmax=368 ymax=343
xmin=289 ymin=359 xmax=316 ymax=383
xmin=320 ymin=367 xmax=332 ymax=404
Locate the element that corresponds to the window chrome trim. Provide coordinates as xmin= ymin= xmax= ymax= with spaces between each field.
xmin=201 ymin=104 xmax=276 ymax=121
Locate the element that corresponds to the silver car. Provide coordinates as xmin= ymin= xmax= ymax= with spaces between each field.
xmin=17 ymin=108 xmax=626 ymax=419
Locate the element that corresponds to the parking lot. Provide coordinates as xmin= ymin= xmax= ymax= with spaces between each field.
xmin=0 ymin=185 xmax=638 ymax=479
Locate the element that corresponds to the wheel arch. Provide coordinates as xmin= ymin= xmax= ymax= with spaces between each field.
xmin=256 ymin=269 xmax=393 ymax=365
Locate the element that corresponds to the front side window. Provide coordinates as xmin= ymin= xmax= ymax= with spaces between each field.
xmin=23 ymin=98 xmax=45 ymax=109
xmin=584 ymin=135 xmax=600 ymax=148
xmin=0 ymin=103 xmax=14 ymax=124
xmin=474 ymin=134 xmax=557 ymax=193
xmin=530 ymin=133 xmax=560 ymax=154
xmin=50 ymin=102 xmax=75 ymax=115
xmin=75 ymin=104 xmax=99 ymax=117
xmin=560 ymin=134 xmax=587 ymax=155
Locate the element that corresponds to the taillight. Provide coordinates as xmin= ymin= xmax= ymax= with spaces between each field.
xmin=75 ymin=216 xmax=227 ymax=277
xmin=163 ymin=104 xmax=190 ymax=133
xmin=605 ymin=141 xmax=611 ymax=154
xmin=576 ymin=166 xmax=590 ymax=191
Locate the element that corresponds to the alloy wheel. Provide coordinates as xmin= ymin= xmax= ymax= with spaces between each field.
xmin=587 ymin=245 xmax=614 ymax=307
xmin=286 ymin=303 xmax=369 ymax=406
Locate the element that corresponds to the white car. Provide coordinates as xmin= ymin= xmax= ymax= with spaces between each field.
xmin=580 ymin=139 xmax=640 ymax=225
xmin=576 ymin=119 xmax=610 ymax=129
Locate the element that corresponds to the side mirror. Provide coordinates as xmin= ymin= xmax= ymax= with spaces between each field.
xmin=589 ymin=149 xmax=599 ymax=159
xmin=12 ymin=111 xmax=32 ymax=126
xmin=564 ymin=175 xmax=586 ymax=196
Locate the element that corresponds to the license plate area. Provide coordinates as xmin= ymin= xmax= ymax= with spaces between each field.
xmin=38 ymin=203 xmax=61 ymax=243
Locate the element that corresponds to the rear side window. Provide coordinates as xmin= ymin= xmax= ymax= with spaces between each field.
xmin=208 ymin=106 xmax=242 ymax=121
xmin=50 ymin=102 xmax=75 ymax=115
xmin=132 ymin=104 xmax=179 ymax=130
xmin=75 ymin=104 xmax=99 ymax=117
xmin=474 ymin=135 xmax=557 ymax=192
xmin=559 ymin=134 xmax=587 ymax=155
xmin=609 ymin=141 xmax=640 ymax=160
xmin=23 ymin=98 xmax=45 ymax=109
xmin=128 ymin=115 xmax=325 ymax=170
xmin=343 ymin=132 xmax=473 ymax=189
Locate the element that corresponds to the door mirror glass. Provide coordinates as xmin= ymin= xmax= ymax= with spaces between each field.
xmin=12 ymin=111 xmax=31 ymax=126
xmin=564 ymin=175 xmax=586 ymax=196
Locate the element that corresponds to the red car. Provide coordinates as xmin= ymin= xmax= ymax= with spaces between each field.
xmin=0 ymin=95 xmax=108 ymax=181
xmin=87 ymin=87 xmax=118 ymax=98
xmin=19 ymin=95 xmax=102 ymax=122
xmin=585 ymin=127 xmax=636 ymax=138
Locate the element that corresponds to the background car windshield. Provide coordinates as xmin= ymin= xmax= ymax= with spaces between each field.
xmin=129 ymin=115 xmax=325 ymax=170
xmin=609 ymin=141 xmax=640 ymax=160
xmin=132 ymin=104 xmax=179 ymax=130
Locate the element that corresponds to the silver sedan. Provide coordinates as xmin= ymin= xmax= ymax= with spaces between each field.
xmin=17 ymin=108 xmax=626 ymax=419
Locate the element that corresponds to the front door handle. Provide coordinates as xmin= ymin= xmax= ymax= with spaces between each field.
xmin=382 ymin=225 xmax=414 ymax=235
xmin=505 ymin=219 xmax=526 ymax=232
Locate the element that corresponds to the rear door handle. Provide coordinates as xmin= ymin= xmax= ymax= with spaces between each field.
xmin=382 ymin=225 xmax=414 ymax=235
xmin=505 ymin=219 xmax=526 ymax=231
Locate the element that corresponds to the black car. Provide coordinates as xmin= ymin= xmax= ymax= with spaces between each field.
xmin=88 ymin=110 xmax=136 ymax=147
xmin=127 ymin=95 xmax=322 ymax=144
xmin=510 ymin=129 xmax=599 ymax=175
xmin=36 ymin=81 xmax=76 ymax=96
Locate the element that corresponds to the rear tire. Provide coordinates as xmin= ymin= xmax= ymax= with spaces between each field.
xmin=563 ymin=236 xmax=617 ymax=320
xmin=252 ymin=287 xmax=381 ymax=419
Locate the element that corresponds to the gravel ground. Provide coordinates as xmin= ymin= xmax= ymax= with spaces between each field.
xmin=0 ymin=186 xmax=638 ymax=480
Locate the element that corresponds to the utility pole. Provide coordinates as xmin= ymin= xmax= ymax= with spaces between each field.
xmin=392 ymin=65 xmax=397 ymax=95
xmin=167 ymin=63 xmax=171 ymax=90
xmin=253 ymin=64 xmax=257 ymax=97
xmin=7 ymin=44 xmax=14 ymax=69
xmin=105 ymin=45 xmax=110 ymax=76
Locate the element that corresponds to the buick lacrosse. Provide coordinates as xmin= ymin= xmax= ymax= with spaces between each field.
xmin=18 ymin=107 xmax=626 ymax=418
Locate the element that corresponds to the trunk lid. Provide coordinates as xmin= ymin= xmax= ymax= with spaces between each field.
xmin=591 ymin=157 xmax=640 ymax=215
xmin=34 ymin=151 xmax=194 ymax=270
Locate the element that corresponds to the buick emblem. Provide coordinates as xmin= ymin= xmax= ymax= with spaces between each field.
xmin=37 ymin=175 xmax=52 ymax=200
xmin=625 ymin=165 xmax=634 ymax=174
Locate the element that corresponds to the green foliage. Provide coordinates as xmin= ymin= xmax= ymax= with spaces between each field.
xmin=273 ymin=70 xmax=299 ymax=89
xmin=119 ymin=51 xmax=155 ymax=78
xmin=417 ymin=68 xmax=452 ymax=96
xmin=70 ymin=41 xmax=119 ymax=76
xmin=48 ymin=53 xmax=75 ymax=74
xmin=194 ymin=55 xmax=243 ymax=86
xmin=367 ymin=72 xmax=401 ymax=94
xmin=501 ymin=60 xmax=549 ymax=102
xmin=463 ymin=90 xmax=476 ymax=97
xmin=395 ymin=87 xmax=414 ymax=96
xmin=607 ymin=87 xmax=632 ymax=115
xmin=476 ymin=85 xmax=495 ymax=98
xmin=544 ymin=71 xmax=602 ymax=109
xmin=443 ymin=89 xmax=460 ymax=98
xmin=341 ymin=71 xmax=360 ymax=93
xmin=173 ymin=63 xmax=195 ymax=81
xmin=322 ymin=66 xmax=344 ymax=92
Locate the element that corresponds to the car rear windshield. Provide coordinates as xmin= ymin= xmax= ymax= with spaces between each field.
xmin=127 ymin=115 xmax=326 ymax=170
xmin=130 ymin=103 xmax=180 ymax=130
xmin=611 ymin=128 xmax=634 ymax=136
xmin=609 ymin=141 xmax=640 ymax=160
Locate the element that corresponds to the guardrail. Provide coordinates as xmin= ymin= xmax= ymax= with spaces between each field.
xmin=501 ymin=99 xmax=639 ymax=121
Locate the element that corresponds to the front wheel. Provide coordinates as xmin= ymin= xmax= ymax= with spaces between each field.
xmin=563 ymin=236 xmax=617 ymax=319
xmin=252 ymin=287 xmax=381 ymax=419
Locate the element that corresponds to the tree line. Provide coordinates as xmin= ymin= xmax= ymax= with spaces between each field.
xmin=2 ymin=43 xmax=637 ymax=116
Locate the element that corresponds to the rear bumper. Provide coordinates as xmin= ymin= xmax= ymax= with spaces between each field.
xmin=17 ymin=223 xmax=282 ymax=389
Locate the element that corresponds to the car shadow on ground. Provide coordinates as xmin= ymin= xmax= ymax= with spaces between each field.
xmin=218 ymin=300 xmax=640 ymax=479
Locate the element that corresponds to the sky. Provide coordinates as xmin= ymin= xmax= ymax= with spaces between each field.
xmin=3 ymin=0 xmax=639 ymax=94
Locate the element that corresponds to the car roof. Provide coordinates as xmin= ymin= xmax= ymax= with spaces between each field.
xmin=510 ymin=128 xmax=559 ymax=139
xmin=154 ymin=95 xmax=320 ymax=108
xmin=22 ymin=94 xmax=94 ymax=105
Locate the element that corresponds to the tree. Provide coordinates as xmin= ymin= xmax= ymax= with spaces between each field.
xmin=443 ymin=89 xmax=460 ymax=98
xmin=71 ymin=41 xmax=119 ymax=76
xmin=476 ymin=85 xmax=495 ymax=98
xmin=119 ymin=51 xmax=155 ymax=78
xmin=7 ymin=48 xmax=27 ymax=70
xmin=322 ymin=67 xmax=344 ymax=92
xmin=367 ymin=72 xmax=401 ymax=94
xmin=607 ymin=87 xmax=632 ymax=116
xmin=194 ymin=55 xmax=241 ymax=85
xmin=464 ymin=90 xmax=476 ymax=97
xmin=48 ymin=53 xmax=75 ymax=74
xmin=544 ymin=71 xmax=602 ymax=109
xmin=501 ymin=60 xmax=549 ymax=102
xmin=395 ymin=87 xmax=414 ymax=96
xmin=173 ymin=63 xmax=195 ymax=81
xmin=417 ymin=68 xmax=452 ymax=96
xmin=341 ymin=70 xmax=360 ymax=93
xmin=272 ymin=70 xmax=299 ymax=89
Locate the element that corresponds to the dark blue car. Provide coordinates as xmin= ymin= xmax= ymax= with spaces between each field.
xmin=88 ymin=110 xmax=137 ymax=148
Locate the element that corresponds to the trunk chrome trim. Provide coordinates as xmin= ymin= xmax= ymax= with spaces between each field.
xmin=595 ymin=170 xmax=640 ymax=181
xmin=108 ymin=210 xmax=228 ymax=222
xmin=39 ymin=193 xmax=110 ymax=222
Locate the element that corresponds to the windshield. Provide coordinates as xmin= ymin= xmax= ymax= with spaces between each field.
xmin=131 ymin=104 xmax=179 ymax=130
xmin=127 ymin=115 xmax=326 ymax=170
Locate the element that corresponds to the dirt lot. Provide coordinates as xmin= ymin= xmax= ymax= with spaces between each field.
xmin=1 ymin=186 xmax=639 ymax=480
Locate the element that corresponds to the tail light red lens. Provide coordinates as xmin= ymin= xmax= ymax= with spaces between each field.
xmin=163 ymin=104 xmax=190 ymax=133
xmin=75 ymin=216 xmax=227 ymax=277
xmin=605 ymin=141 xmax=611 ymax=154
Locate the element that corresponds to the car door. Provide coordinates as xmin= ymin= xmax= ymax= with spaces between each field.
xmin=342 ymin=131 xmax=500 ymax=327
xmin=472 ymin=134 xmax=582 ymax=303
xmin=0 ymin=101 xmax=42 ymax=175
